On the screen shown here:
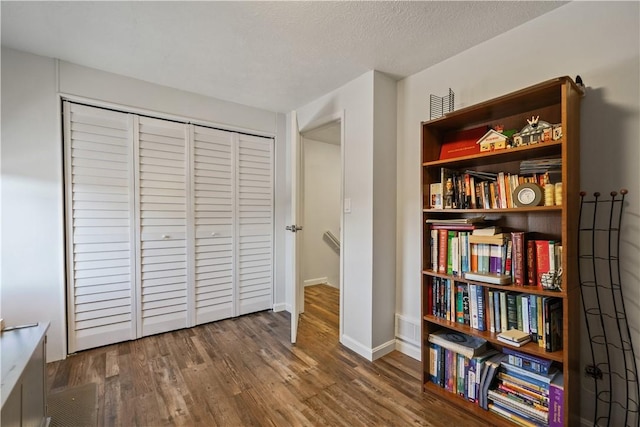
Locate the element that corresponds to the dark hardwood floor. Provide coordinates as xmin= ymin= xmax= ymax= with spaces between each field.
xmin=47 ymin=284 xmax=483 ymax=426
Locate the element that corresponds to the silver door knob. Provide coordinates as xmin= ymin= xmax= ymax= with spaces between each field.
xmin=285 ymin=225 xmax=303 ymax=233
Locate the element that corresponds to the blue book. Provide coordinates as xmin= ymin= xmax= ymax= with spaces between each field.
xmin=500 ymin=362 xmax=558 ymax=388
xmin=503 ymin=347 xmax=552 ymax=375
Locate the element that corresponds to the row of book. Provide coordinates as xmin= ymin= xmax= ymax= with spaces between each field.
xmin=429 ymin=226 xmax=562 ymax=290
xmin=428 ymin=330 xmax=564 ymax=426
xmin=430 ymin=166 xmax=559 ymax=210
xmin=428 ymin=279 xmax=563 ymax=352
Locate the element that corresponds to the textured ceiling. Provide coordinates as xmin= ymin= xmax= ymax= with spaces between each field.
xmin=1 ymin=1 xmax=567 ymax=113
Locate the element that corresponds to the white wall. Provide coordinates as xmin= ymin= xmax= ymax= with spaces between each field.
xmin=294 ymin=70 xmax=397 ymax=360
xmin=301 ymin=137 xmax=341 ymax=288
xmin=396 ymin=1 xmax=639 ymax=423
xmin=372 ymin=71 xmax=397 ymax=353
xmin=1 ymin=47 xmax=286 ymax=361
xmin=1 ymin=48 xmax=65 ymax=361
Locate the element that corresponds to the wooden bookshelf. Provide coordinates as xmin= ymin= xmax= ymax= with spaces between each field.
xmin=421 ymin=76 xmax=582 ymax=426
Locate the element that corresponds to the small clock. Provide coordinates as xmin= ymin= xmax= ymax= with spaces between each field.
xmin=513 ymin=183 xmax=543 ymax=207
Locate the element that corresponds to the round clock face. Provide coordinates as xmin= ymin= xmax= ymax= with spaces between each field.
xmin=518 ymin=188 xmax=536 ymax=205
xmin=513 ymin=183 xmax=543 ymax=207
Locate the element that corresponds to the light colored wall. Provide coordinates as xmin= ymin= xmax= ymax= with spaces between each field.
xmin=301 ymin=137 xmax=341 ymax=288
xmin=1 ymin=48 xmax=65 ymax=361
xmin=296 ymin=72 xmax=375 ymax=355
xmin=395 ymin=1 xmax=639 ymax=423
xmin=295 ymin=70 xmax=397 ymax=360
xmin=372 ymin=71 xmax=397 ymax=353
xmin=1 ymin=47 xmax=286 ymax=362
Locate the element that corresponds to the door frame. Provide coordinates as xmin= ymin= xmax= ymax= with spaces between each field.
xmin=297 ymin=111 xmax=345 ymax=340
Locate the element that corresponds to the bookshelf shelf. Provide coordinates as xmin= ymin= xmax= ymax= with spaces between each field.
xmin=421 ymin=270 xmax=567 ymax=298
xmin=423 ymin=140 xmax=563 ymax=169
xmin=420 ymin=76 xmax=582 ymax=426
xmin=423 ymin=206 xmax=563 ymax=214
xmin=424 ymin=315 xmax=564 ymax=363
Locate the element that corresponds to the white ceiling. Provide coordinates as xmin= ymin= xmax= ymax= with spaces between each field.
xmin=1 ymin=1 xmax=567 ymax=113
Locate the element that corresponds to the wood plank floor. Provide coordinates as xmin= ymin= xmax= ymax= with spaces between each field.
xmin=47 ymin=284 xmax=483 ymax=426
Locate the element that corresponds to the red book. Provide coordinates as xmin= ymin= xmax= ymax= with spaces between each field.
xmin=511 ymin=232 xmax=526 ymax=286
xmin=526 ymin=240 xmax=538 ymax=287
xmin=438 ymin=229 xmax=448 ymax=274
xmin=439 ymin=126 xmax=487 ymax=160
xmin=535 ymin=240 xmax=551 ymax=287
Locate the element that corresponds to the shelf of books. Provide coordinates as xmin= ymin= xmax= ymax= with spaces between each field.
xmin=421 ymin=77 xmax=582 ymax=426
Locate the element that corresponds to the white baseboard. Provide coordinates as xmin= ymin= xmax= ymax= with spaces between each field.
xmin=372 ymin=339 xmax=396 ymax=360
xmin=304 ymin=277 xmax=328 ymax=287
xmin=272 ymin=303 xmax=287 ymax=312
xmin=339 ymin=334 xmax=396 ymax=361
xmin=395 ymin=339 xmax=421 ymax=361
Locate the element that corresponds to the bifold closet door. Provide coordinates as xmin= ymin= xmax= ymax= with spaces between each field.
xmin=236 ymin=134 xmax=274 ymax=314
xmin=64 ymin=102 xmax=136 ymax=353
xmin=136 ymin=117 xmax=190 ymax=336
xmin=192 ymin=126 xmax=235 ymax=324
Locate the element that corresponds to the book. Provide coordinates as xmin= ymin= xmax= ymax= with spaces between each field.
xmin=535 ymin=240 xmax=551 ymax=288
xmin=480 ymin=353 xmax=506 ymax=409
xmin=468 ymin=233 xmax=509 ymax=245
xmin=488 ymin=403 xmax=540 ymax=427
xmin=549 ymin=373 xmax=564 ymax=427
xmin=545 ymin=298 xmax=563 ymax=352
xmin=526 ymin=240 xmax=537 ymax=287
xmin=438 ymin=229 xmax=448 ymax=273
xmin=502 ymin=345 xmax=553 ymax=376
xmin=488 ymin=390 xmax=549 ymax=423
xmin=500 ymin=361 xmax=558 ymax=385
xmin=472 ymin=226 xmax=502 ymax=236
xmin=464 ymin=271 xmax=511 ymax=285
xmin=430 ymin=229 xmax=438 ymax=271
xmin=429 ymin=343 xmax=440 ymax=383
xmin=511 ymin=232 xmax=527 ymax=286
xmin=439 ymin=126 xmax=487 ymax=160
xmin=426 ymin=216 xmax=486 ymax=224
xmin=428 ymin=330 xmax=488 ymax=359
xmin=430 ymin=182 xmax=443 ymax=209
xmin=498 ymin=328 xmax=532 ymax=343
xmin=497 ymin=335 xmax=531 ymax=347
xmin=506 ymin=292 xmax=520 ymax=330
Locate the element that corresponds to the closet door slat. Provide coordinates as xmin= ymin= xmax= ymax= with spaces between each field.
xmin=137 ymin=116 xmax=189 ymax=336
xmin=236 ymin=134 xmax=273 ymax=315
xmin=65 ymin=102 xmax=136 ymax=353
xmin=192 ymin=126 xmax=235 ymax=324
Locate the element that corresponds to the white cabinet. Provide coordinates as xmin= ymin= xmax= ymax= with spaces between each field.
xmin=64 ymin=102 xmax=274 ymax=352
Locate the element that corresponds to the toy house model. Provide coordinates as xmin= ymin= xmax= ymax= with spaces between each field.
xmin=512 ymin=116 xmax=557 ymax=147
xmin=476 ymin=129 xmax=509 ymax=152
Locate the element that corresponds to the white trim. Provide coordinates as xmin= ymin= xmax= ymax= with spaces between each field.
xmin=340 ymin=334 xmax=396 ymax=361
xmin=395 ymin=339 xmax=421 ymax=361
xmin=341 ymin=334 xmax=374 ymax=361
xmin=58 ymin=93 xmax=276 ymax=139
xmin=62 ymin=100 xmax=76 ymax=355
xmin=304 ymin=277 xmax=328 ymax=287
xmin=186 ymin=124 xmax=196 ymax=327
xmin=272 ymin=303 xmax=287 ymax=312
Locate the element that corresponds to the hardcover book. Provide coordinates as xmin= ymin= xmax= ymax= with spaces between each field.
xmin=428 ymin=330 xmax=488 ymax=359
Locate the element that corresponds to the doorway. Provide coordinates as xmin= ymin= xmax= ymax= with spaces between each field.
xmin=299 ymin=118 xmax=343 ymax=337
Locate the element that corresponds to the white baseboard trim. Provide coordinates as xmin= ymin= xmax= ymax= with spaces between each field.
xmin=395 ymin=338 xmax=421 ymax=361
xmin=340 ymin=334 xmax=374 ymax=361
xmin=372 ymin=339 xmax=396 ymax=360
xmin=304 ymin=277 xmax=328 ymax=287
xmin=340 ymin=334 xmax=396 ymax=361
xmin=272 ymin=303 xmax=287 ymax=312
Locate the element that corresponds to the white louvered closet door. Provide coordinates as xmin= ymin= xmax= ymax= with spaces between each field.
xmin=136 ymin=116 xmax=190 ymax=336
xmin=192 ymin=126 xmax=235 ymax=324
xmin=236 ymin=134 xmax=274 ymax=315
xmin=64 ymin=102 xmax=136 ymax=353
